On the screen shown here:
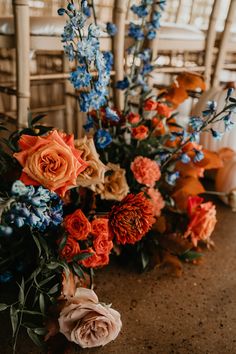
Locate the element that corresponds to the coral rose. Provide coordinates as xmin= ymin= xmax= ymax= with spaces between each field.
xmin=14 ymin=130 xmax=88 ymax=196
xmin=132 ymin=125 xmax=149 ymax=140
xmin=58 ymin=287 xmax=122 ymax=348
xmin=131 ymin=156 xmax=161 ymax=187
xmin=156 ymin=103 xmax=171 ymax=118
xmin=94 ymin=163 xmax=129 ymax=201
xmin=60 ymin=236 xmax=80 ymax=263
xmin=184 ymin=196 xmax=217 ymax=247
xmin=91 ymin=218 xmax=109 ymax=236
xmin=145 ymin=188 xmax=165 ymax=217
xmin=64 ymin=209 xmax=91 ymax=240
xmin=74 ymin=136 xmax=107 ymax=189
xmin=127 ymin=112 xmax=140 ymax=124
xmin=144 ymin=99 xmax=157 ymax=111
xmin=109 ymin=193 xmax=155 ymax=244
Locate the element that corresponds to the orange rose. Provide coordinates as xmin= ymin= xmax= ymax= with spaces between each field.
xmin=13 ymin=130 xmax=88 ymax=196
xmin=156 ymin=103 xmax=171 ymax=118
xmin=91 ymin=218 xmax=109 ymax=237
xmin=60 ymin=236 xmax=80 ymax=263
xmin=127 ymin=112 xmax=140 ymax=124
xmin=144 ymin=99 xmax=157 ymax=111
xmin=184 ymin=196 xmax=217 ymax=247
xmin=81 ymin=248 xmax=110 ymax=268
xmin=132 ymin=125 xmax=149 ymax=140
xmin=64 ymin=209 xmax=91 ymax=240
xmin=93 ymin=234 xmax=113 ymax=255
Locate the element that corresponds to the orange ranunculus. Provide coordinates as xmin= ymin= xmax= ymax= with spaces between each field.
xmin=184 ymin=196 xmax=217 ymax=247
xmin=144 ymin=99 xmax=158 ymax=111
xmin=131 ymin=156 xmax=161 ymax=187
xmin=127 ymin=112 xmax=140 ymax=124
xmin=13 ymin=130 xmax=88 ymax=196
xmin=64 ymin=209 xmax=91 ymax=241
xmin=156 ymin=103 xmax=171 ymax=118
xmin=132 ymin=125 xmax=149 ymax=140
xmin=60 ymin=236 xmax=80 ymax=263
xmin=109 ymin=193 xmax=155 ymax=245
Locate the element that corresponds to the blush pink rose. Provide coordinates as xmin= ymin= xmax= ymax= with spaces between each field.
xmin=184 ymin=196 xmax=217 ymax=247
xmin=145 ymin=188 xmax=165 ymax=217
xmin=58 ymin=287 xmax=122 ymax=348
xmin=131 ymin=156 xmax=161 ymax=187
xmin=13 ymin=130 xmax=88 ymax=196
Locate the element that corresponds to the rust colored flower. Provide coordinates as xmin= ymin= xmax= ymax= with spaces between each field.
xmin=127 ymin=112 xmax=140 ymax=124
xmin=81 ymin=248 xmax=110 ymax=268
xmin=156 ymin=103 xmax=171 ymax=118
xmin=60 ymin=236 xmax=80 ymax=263
xmin=108 ymin=193 xmax=155 ymax=245
xmin=132 ymin=125 xmax=149 ymax=140
xmin=144 ymin=99 xmax=157 ymax=111
xmin=64 ymin=209 xmax=91 ymax=240
xmin=91 ymin=218 xmax=109 ymax=237
xmin=184 ymin=196 xmax=217 ymax=247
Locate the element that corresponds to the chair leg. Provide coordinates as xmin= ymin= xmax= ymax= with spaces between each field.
xmin=13 ymin=0 xmax=30 ymax=128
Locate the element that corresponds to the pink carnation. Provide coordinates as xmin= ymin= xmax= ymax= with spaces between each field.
xmin=145 ymin=188 xmax=165 ymax=217
xmin=131 ymin=156 xmax=161 ymax=187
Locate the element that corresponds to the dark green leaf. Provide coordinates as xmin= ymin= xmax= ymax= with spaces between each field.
xmin=58 ymin=233 xmax=67 ymax=251
xmin=31 ymin=114 xmax=46 ymax=127
xmin=10 ymin=306 xmax=18 ymax=337
xmin=48 ymin=283 xmax=60 ymax=295
xmin=32 ymin=234 xmax=41 ymax=256
xmin=73 ymin=252 xmax=93 ymax=262
xmin=33 ymin=327 xmax=48 ymax=336
xmin=27 ymin=328 xmax=45 ymax=347
xmin=47 ymin=262 xmax=59 ymax=270
xmin=179 ymin=250 xmax=203 ymax=261
xmin=0 ymin=303 xmax=8 ymax=311
xmin=141 ymin=251 xmax=149 ymax=271
xmin=38 ymin=274 xmax=56 ymax=288
xmin=39 ymin=293 xmax=45 ymax=314
xmin=72 ymin=263 xmax=85 ymax=279
xmin=18 ymin=278 xmax=25 ymax=305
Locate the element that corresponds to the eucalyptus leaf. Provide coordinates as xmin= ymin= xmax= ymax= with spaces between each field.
xmin=73 ymin=252 xmax=93 ymax=262
xmin=27 ymin=328 xmax=45 ymax=347
xmin=47 ymin=262 xmax=59 ymax=270
xmin=18 ymin=278 xmax=25 ymax=305
xmin=0 ymin=303 xmax=8 ymax=311
xmin=72 ymin=263 xmax=85 ymax=279
xmin=10 ymin=306 xmax=18 ymax=337
xmin=39 ymin=293 xmax=45 ymax=314
xmin=32 ymin=234 xmax=41 ymax=256
xmin=48 ymin=283 xmax=60 ymax=295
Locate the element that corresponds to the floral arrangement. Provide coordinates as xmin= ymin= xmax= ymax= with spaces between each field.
xmin=0 ymin=1 xmax=236 ymax=353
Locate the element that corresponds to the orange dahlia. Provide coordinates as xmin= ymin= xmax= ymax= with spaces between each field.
xmin=108 ymin=193 xmax=155 ymax=245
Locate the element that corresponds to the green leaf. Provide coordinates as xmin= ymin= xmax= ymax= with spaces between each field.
xmin=0 ymin=303 xmax=8 ymax=311
xmin=72 ymin=263 xmax=85 ymax=279
xmin=48 ymin=283 xmax=60 ymax=295
xmin=39 ymin=293 xmax=45 ymax=314
xmin=10 ymin=306 xmax=18 ymax=337
xmin=31 ymin=114 xmax=46 ymax=127
xmin=18 ymin=278 xmax=25 ymax=305
xmin=38 ymin=274 xmax=56 ymax=288
xmin=180 ymin=250 xmax=203 ymax=261
xmin=32 ymin=234 xmax=41 ymax=256
xmin=47 ymin=262 xmax=60 ymax=270
xmin=33 ymin=327 xmax=48 ymax=336
xmin=73 ymin=252 xmax=93 ymax=262
xmin=140 ymin=251 xmax=149 ymax=271
xmin=27 ymin=328 xmax=45 ymax=347
xmin=58 ymin=233 xmax=67 ymax=251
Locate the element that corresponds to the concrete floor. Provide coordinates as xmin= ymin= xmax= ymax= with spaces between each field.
xmin=1 ymin=199 xmax=236 ymax=354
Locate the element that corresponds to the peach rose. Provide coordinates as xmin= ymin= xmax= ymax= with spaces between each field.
xmin=64 ymin=209 xmax=91 ymax=240
xmin=58 ymin=287 xmax=122 ymax=348
xmin=74 ymin=136 xmax=107 ymax=189
xmin=127 ymin=112 xmax=140 ymax=124
xmin=94 ymin=163 xmax=129 ymax=201
xmin=131 ymin=156 xmax=161 ymax=187
xmin=144 ymin=99 xmax=157 ymax=111
xmin=132 ymin=125 xmax=149 ymax=140
xmin=184 ymin=196 xmax=217 ymax=247
xmin=13 ymin=130 xmax=88 ymax=196
xmin=60 ymin=236 xmax=80 ymax=263
xmin=145 ymin=188 xmax=165 ymax=217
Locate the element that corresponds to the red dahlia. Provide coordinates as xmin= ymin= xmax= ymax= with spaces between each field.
xmin=108 ymin=193 xmax=155 ymax=245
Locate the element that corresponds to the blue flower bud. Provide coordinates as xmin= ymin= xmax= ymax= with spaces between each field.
xmin=58 ymin=8 xmax=66 ymax=16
